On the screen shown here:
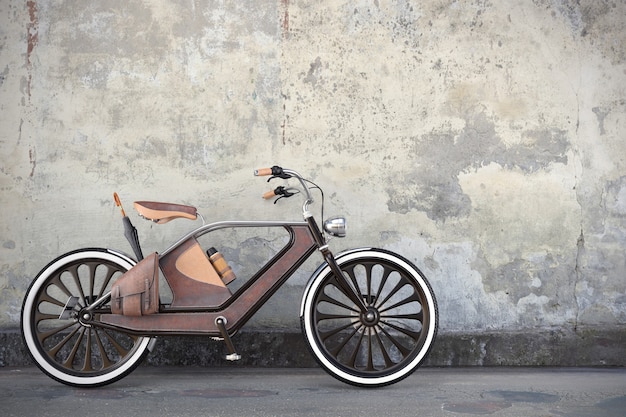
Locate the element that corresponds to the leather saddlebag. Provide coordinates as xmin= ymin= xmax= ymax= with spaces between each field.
xmin=111 ymin=252 xmax=159 ymax=316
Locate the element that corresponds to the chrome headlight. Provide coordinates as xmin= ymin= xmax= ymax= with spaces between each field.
xmin=323 ymin=216 xmax=347 ymax=237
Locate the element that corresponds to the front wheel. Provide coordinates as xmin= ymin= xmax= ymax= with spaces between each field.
xmin=301 ymin=249 xmax=438 ymax=387
xmin=21 ymin=248 xmax=153 ymax=387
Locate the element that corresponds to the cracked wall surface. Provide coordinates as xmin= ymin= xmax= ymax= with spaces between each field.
xmin=1 ymin=0 xmax=625 ymax=350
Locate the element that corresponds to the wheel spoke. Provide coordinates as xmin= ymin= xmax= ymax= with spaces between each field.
xmin=373 ymin=327 xmax=395 ymax=368
xmin=348 ymin=328 xmax=366 ymax=368
xmin=82 ymin=329 xmax=93 ymax=372
xmin=329 ymin=324 xmax=362 ymax=357
xmin=364 ymin=264 xmax=373 ymax=302
xmin=35 ymin=292 xmax=66 ymax=309
xmin=44 ymin=325 xmax=81 ymax=356
xmin=380 ymin=319 xmax=421 ymax=341
xmin=377 ymin=323 xmax=413 ymax=357
xmin=372 ymin=266 xmax=393 ymax=307
xmin=381 ymin=311 xmax=423 ymax=321
xmin=48 ymin=274 xmax=79 ymax=306
xmin=379 ymin=292 xmax=421 ymax=314
xmin=67 ymin=264 xmax=88 ymax=307
xmin=101 ymin=329 xmax=132 ymax=358
xmin=376 ymin=276 xmax=409 ymax=309
xmin=61 ymin=327 xmax=86 ymax=367
xmin=93 ymin=328 xmax=114 ymax=368
xmin=88 ymin=264 xmax=97 ymax=304
xmin=96 ymin=265 xmax=117 ymax=300
xmin=36 ymin=320 xmax=77 ymax=342
xmin=365 ymin=328 xmax=375 ymax=371
xmin=34 ymin=310 xmax=65 ymax=322
xmin=316 ymin=311 xmax=357 ymax=321
xmin=318 ymin=290 xmax=359 ymax=314
xmin=317 ymin=319 xmax=359 ymax=342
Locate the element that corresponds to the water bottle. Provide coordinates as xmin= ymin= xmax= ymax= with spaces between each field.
xmin=207 ymin=247 xmax=236 ymax=285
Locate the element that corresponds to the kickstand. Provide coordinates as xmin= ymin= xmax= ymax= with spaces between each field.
xmin=215 ymin=317 xmax=241 ymax=361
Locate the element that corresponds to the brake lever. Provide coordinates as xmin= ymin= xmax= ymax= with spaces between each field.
xmin=276 ymin=186 xmax=297 ymax=197
xmin=268 ymin=186 xmax=299 ymax=204
xmin=267 ymin=173 xmax=292 ymax=181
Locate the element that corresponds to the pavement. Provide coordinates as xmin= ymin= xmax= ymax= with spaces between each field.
xmin=0 ymin=366 xmax=624 ymax=417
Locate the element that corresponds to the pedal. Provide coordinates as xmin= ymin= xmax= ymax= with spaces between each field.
xmin=59 ymin=296 xmax=80 ymax=320
xmin=215 ymin=316 xmax=241 ymax=361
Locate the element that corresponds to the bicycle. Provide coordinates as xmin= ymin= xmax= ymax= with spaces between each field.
xmin=21 ymin=166 xmax=438 ymax=388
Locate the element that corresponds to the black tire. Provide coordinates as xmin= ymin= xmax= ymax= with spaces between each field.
xmin=301 ymin=249 xmax=438 ymax=387
xmin=21 ymin=248 xmax=153 ymax=387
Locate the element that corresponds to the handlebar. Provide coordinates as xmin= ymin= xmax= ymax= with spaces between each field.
xmin=255 ymin=165 xmax=314 ymax=214
xmin=254 ymin=166 xmax=291 ymax=179
xmin=263 ymin=186 xmax=298 ymax=201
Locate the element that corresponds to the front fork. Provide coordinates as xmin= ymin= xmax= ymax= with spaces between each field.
xmin=305 ymin=214 xmax=368 ymax=313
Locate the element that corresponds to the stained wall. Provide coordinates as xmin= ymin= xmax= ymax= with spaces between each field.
xmin=1 ymin=1 xmax=625 ymax=365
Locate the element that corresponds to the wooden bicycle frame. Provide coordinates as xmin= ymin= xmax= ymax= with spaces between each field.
xmin=99 ymin=221 xmax=318 ymax=337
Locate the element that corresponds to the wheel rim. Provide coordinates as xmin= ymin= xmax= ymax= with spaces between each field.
xmin=311 ymin=257 xmax=434 ymax=378
xmin=23 ymin=253 xmax=149 ymax=382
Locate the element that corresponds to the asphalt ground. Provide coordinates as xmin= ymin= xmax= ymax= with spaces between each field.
xmin=0 ymin=366 xmax=624 ymax=417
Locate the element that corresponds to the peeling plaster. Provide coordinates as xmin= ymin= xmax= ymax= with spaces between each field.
xmin=386 ymin=112 xmax=571 ymax=222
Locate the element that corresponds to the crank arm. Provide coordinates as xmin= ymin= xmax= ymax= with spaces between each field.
xmin=59 ymin=291 xmax=112 ymax=320
xmin=58 ymin=296 xmax=80 ymax=320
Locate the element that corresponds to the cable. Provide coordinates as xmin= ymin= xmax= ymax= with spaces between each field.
xmin=304 ymin=179 xmax=325 ymax=227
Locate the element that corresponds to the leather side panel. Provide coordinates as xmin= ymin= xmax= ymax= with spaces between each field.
xmin=159 ymin=238 xmax=231 ymax=308
xmin=175 ymin=242 xmax=224 ymax=287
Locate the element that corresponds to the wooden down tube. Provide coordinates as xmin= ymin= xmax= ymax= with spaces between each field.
xmin=99 ymin=224 xmax=317 ymax=336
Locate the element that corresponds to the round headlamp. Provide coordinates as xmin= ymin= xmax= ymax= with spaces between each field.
xmin=323 ymin=216 xmax=347 ymax=237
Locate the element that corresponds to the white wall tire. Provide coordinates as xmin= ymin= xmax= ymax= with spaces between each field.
xmin=301 ymin=249 xmax=438 ymax=387
xmin=21 ymin=248 xmax=152 ymax=387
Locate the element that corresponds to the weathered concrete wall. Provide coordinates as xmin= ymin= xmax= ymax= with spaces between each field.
xmin=1 ymin=0 xmax=625 ymax=365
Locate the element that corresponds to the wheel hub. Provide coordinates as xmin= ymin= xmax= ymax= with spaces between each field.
xmin=78 ymin=309 xmax=93 ymax=327
xmin=361 ymin=307 xmax=380 ymax=327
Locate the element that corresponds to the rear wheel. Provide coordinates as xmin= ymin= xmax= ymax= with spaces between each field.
xmin=301 ymin=249 xmax=437 ymax=387
xmin=21 ymin=249 xmax=152 ymax=387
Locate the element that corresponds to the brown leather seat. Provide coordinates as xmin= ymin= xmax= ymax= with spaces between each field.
xmin=134 ymin=201 xmax=197 ymax=224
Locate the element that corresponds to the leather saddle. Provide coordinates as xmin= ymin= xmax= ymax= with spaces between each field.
xmin=134 ymin=201 xmax=197 ymax=224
